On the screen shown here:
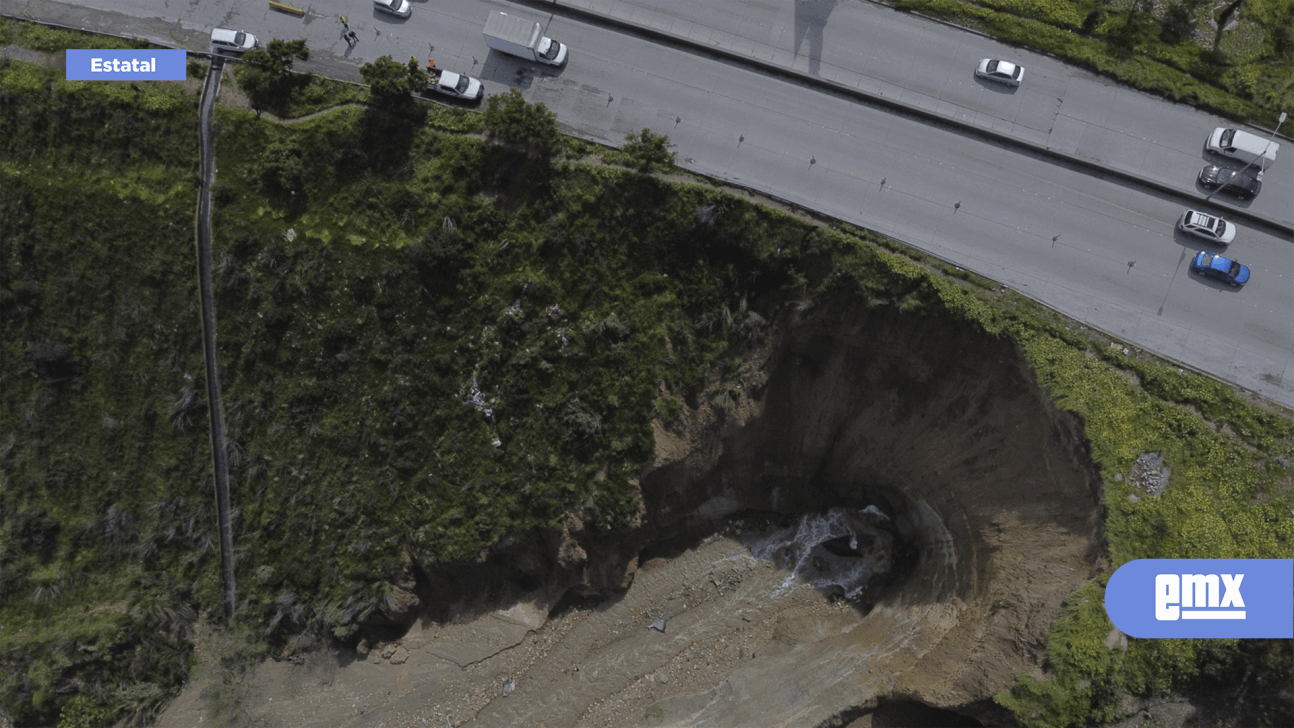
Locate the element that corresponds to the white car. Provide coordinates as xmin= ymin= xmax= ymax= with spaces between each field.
xmin=1177 ymin=210 xmax=1235 ymax=245
xmin=373 ymin=0 xmax=411 ymax=18
xmin=426 ymin=68 xmax=484 ymax=102
xmin=975 ymin=58 xmax=1024 ymax=87
xmin=211 ymin=28 xmax=258 ymax=54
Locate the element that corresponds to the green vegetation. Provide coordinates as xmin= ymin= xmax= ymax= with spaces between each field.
xmin=605 ymin=129 xmax=678 ymax=173
xmin=890 ymin=0 xmax=1294 ymax=126
xmin=2 ymin=54 xmax=790 ymax=724
xmin=3 ymin=28 xmax=1294 ymax=728
xmin=993 ymin=326 xmax=1294 ymax=726
xmin=0 ymin=52 xmax=204 ymax=726
xmin=483 ymin=88 xmax=562 ymax=157
xmin=0 ymin=18 xmax=157 ymax=53
xmin=237 ymin=39 xmax=312 ymax=116
xmin=231 ymin=58 xmax=367 ymax=120
xmin=358 ymin=54 xmax=427 ymax=113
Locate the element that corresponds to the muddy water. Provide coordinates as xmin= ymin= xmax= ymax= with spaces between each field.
xmin=745 ymin=506 xmax=894 ymax=599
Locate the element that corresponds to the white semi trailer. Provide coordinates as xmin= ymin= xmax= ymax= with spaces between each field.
xmin=482 ymin=11 xmax=568 ymax=67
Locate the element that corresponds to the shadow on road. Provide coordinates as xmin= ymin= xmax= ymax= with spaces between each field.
xmin=794 ymin=0 xmax=837 ymax=76
xmin=971 ymin=74 xmax=1019 ymax=93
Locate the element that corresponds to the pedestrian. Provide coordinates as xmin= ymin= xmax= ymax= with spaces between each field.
xmin=347 ymin=30 xmax=359 ymax=46
xmin=339 ymin=14 xmax=349 ymax=28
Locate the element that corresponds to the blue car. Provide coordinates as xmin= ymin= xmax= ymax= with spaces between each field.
xmin=1190 ymin=251 xmax=1250 ymax=287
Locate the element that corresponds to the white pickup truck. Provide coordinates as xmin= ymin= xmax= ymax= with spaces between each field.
xmin=424 ymin=65 xmax=483 ymax=102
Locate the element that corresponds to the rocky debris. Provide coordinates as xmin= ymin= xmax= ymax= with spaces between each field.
xmin=650 ymin=618 xmax=666 ymax=633
xmin=424 ymin=600 xmax=547 ymax=669
xmin=373 ymin=548 xmax=424 ymax=628
xmin=1106 ymin=697 xmax=1197 ymax=728
xmin=1104 ymin=627 xmax=1128 ymax=651
xmin=1130 ymin=452 xmax=1172 ymax=496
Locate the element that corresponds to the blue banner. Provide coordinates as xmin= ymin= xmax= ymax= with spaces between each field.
xmin=1106 ymin=559 xmax=1293 ymax=638
xmin=66 ymin=49 xmax=187 ymax=81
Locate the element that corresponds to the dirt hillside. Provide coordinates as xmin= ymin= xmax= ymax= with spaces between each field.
xmin=156 ymin=290 xmax=1105 ymax=727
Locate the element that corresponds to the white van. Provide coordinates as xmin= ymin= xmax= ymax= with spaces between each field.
xmin=211 ymin=28 xmax=258 ymax=54
xmin=1205 ymin=127 xmax=1279 ymax=169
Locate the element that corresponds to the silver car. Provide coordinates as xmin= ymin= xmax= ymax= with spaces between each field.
xmin=975 ymin=58 xmax=1024 ymax=87
xmin=373 ymin=0 xmax=411 ymax=18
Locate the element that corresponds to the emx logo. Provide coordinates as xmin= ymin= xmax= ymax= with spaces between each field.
xmin=1106 ymin=559 xmax=1292 ymax=638
xmin=1155 ymin=573 xmax=1245 ymax=621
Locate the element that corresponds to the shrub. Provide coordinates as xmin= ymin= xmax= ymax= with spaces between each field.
xmin=359 ymin=55 xmax=423 ymax=111
xmin=605 ymin=129 xmax=677 ymax=173
xmin=483 ymin=88 xmax=561 ymax=157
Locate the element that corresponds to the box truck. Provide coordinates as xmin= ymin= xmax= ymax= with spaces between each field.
xmin=483 ymin=11 xmax=567 ymax=67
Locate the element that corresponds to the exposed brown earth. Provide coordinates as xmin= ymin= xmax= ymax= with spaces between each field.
xmin=157 ymin=290 xmax=1106 ymax=727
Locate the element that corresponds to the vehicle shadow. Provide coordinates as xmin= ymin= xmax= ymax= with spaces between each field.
xmin=480 ymin=51 xmax=566 ymax=90
xmin=1187 ymin=269 xmax=1247 ymax=290
xmin=1194 ymin=179 xmax=1256 ymax=208
xmin=971 ymin=74 xmax=1017 ymax=93
xmin=1169 ymin=229 xmax=1226 ymax=251
xmin=419 ymin=82 xmax=485 ymax=107
xmin=372 ymin=13 xmax=411 ymax=25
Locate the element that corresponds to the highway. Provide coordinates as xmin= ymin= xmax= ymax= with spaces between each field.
xmin=4 ymin=0 xmax=1290 ymax=407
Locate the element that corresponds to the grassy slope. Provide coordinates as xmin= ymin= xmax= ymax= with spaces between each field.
xmin=889 ymin=0 xmax=1294 ymax=128
xmin=2 ymin=50 xmax=1293 ymax=728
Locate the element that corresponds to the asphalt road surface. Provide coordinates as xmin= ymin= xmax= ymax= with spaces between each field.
xmin=5 ymin=0 xmax=1290 ymax=407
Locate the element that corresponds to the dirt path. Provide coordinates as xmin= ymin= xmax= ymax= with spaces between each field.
xmin=157 ymin=528 xmax=885 ymax=728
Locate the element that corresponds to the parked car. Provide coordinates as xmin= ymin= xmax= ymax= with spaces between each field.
xmin=1190 ymin=251 xmax=1250 ymax=287
xmin=1176 ymin=210 xmax=1234 ymax=245
xmin=1198 ymin=164 xmax=1261 ymax=199
xmin=975 ymin=58 xmax=1023 ymax=86
xmin=424 ymin=66 xmax=484 ymax=102
xmin=373 ymin=0 xmax=411 ymax=18
xmin=211 ymin=28 xmax=257 ymax=54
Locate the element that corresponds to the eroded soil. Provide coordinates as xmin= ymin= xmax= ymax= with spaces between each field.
xmin=160 ymin=530 xmax=879 ymax=728
xmin=159 ymin=296 xmax=1105 ymax=728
